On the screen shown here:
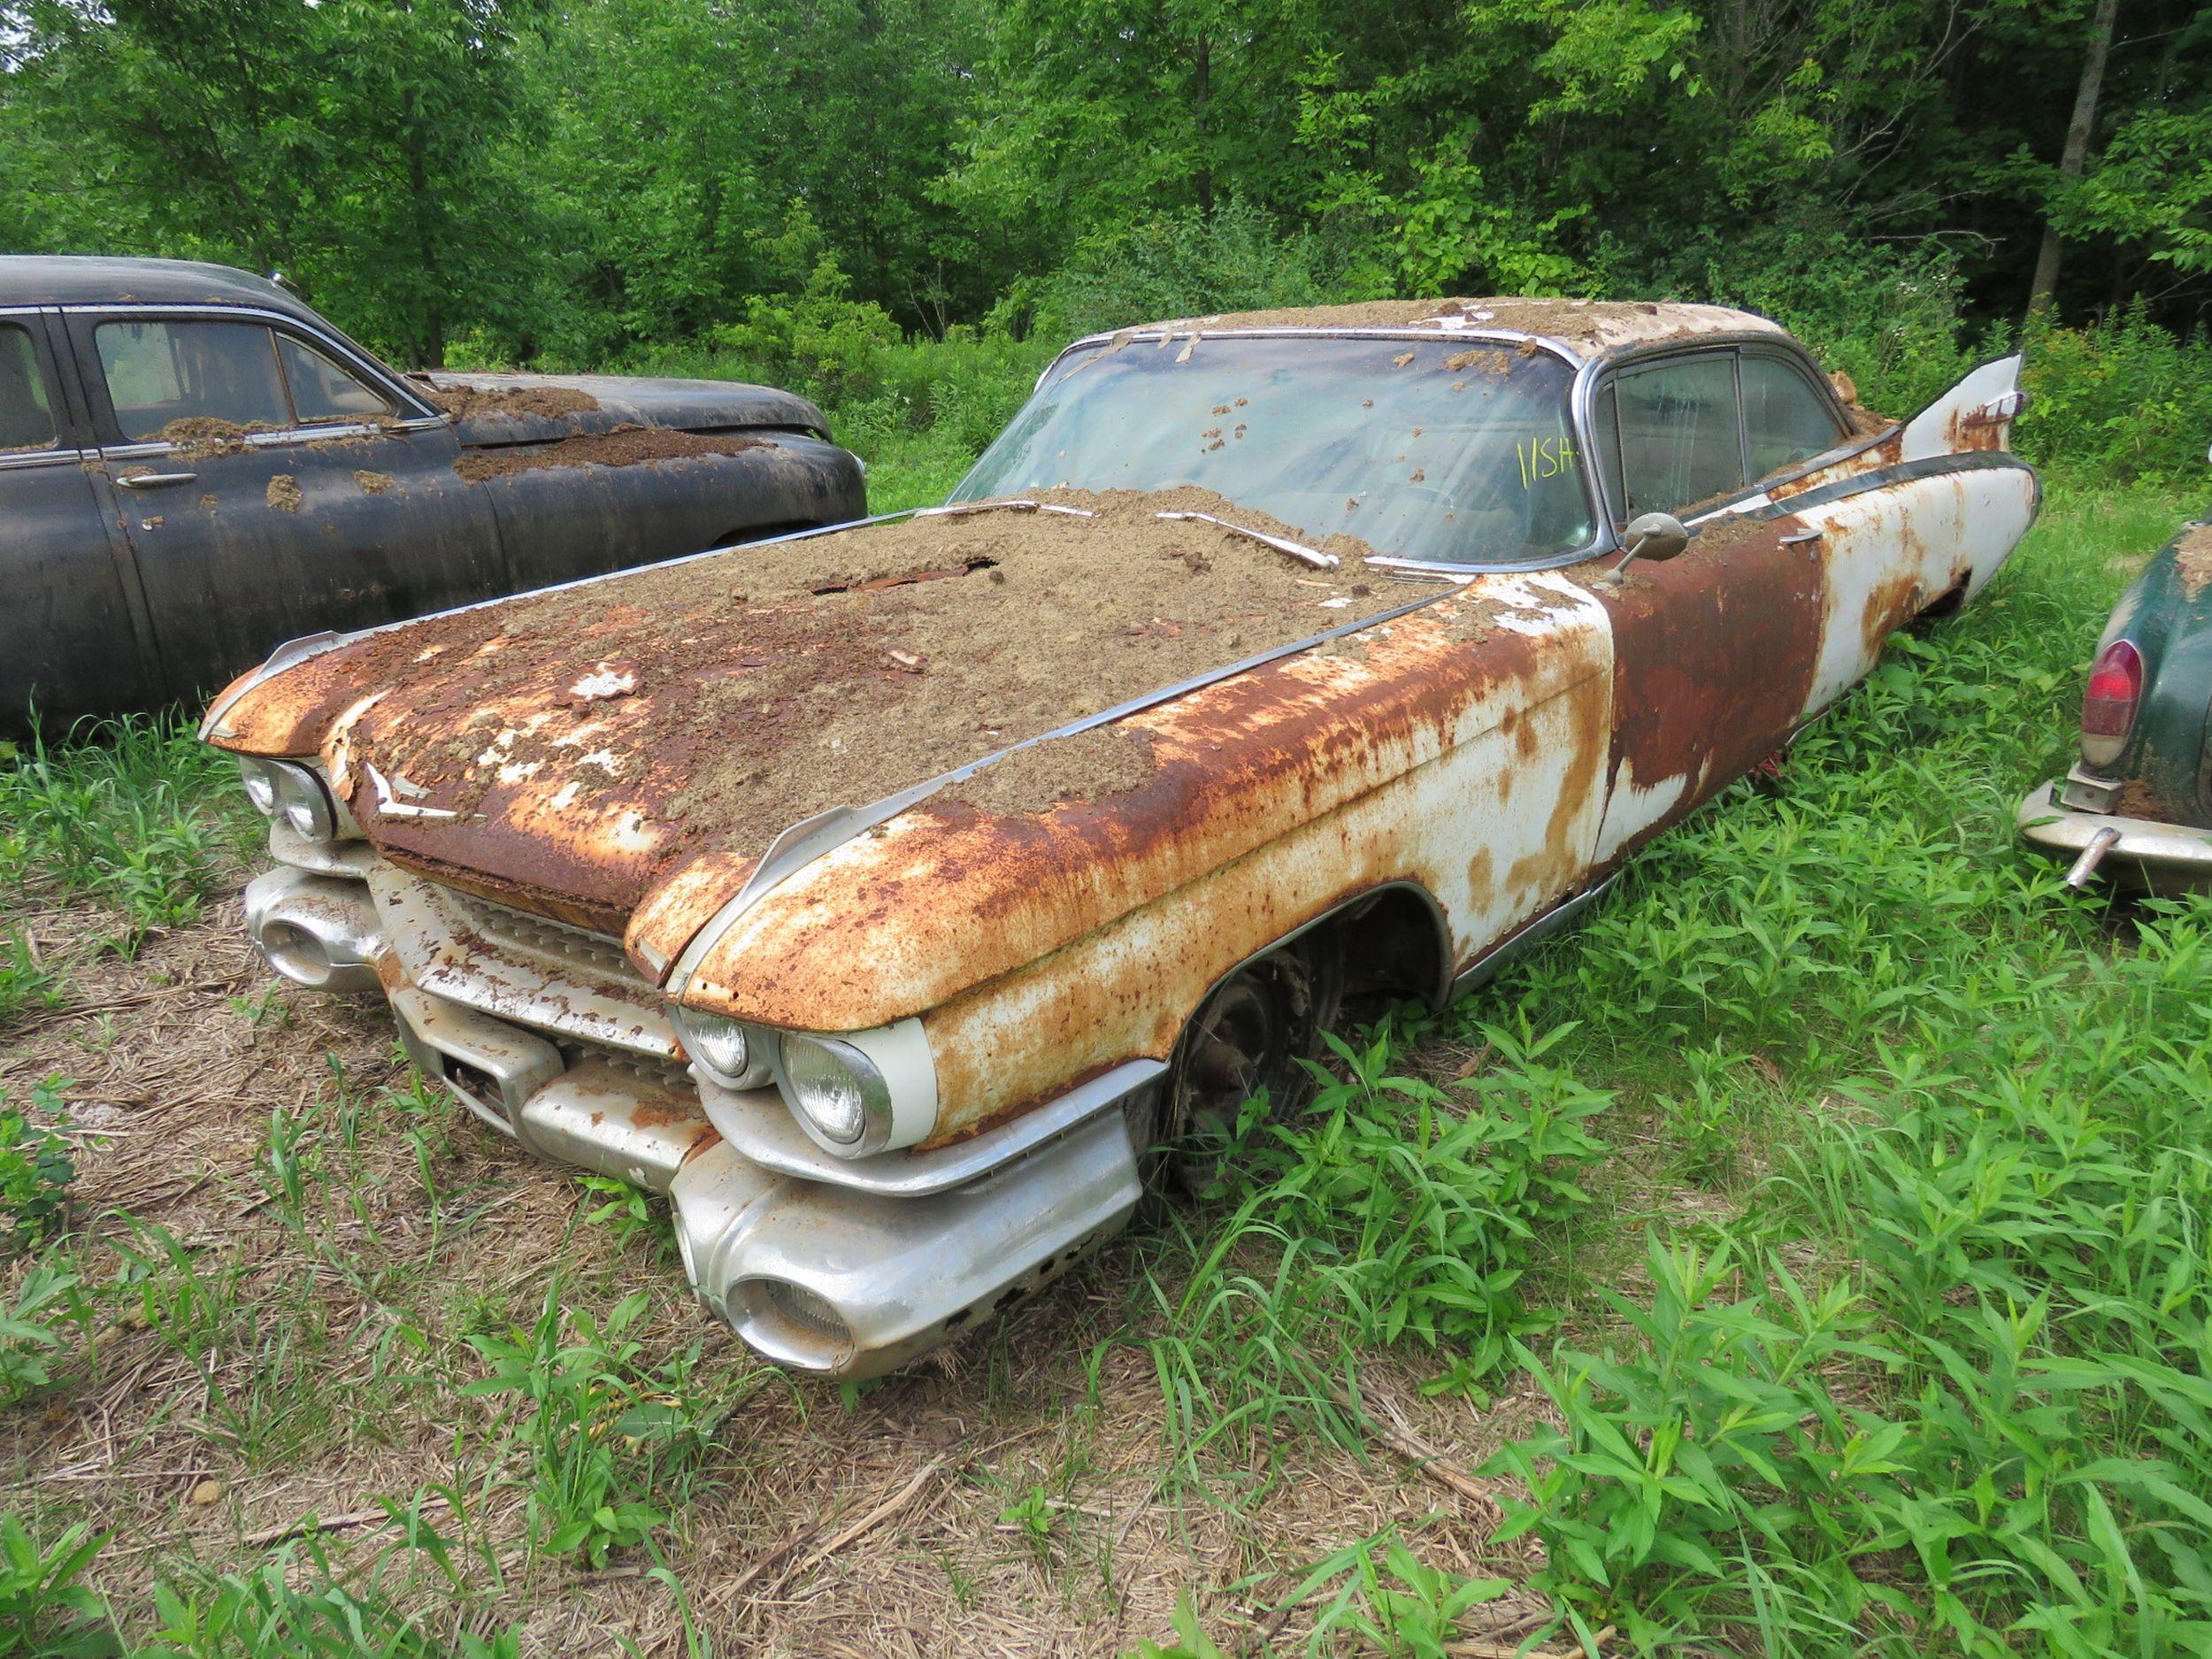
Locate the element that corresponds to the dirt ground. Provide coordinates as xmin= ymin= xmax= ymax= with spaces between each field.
xmin=2 ymin=871 xmax=1560 ymax=1655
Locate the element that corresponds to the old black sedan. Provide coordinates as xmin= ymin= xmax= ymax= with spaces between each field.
xmin=2 ymin=257 xmax=865 ymax=731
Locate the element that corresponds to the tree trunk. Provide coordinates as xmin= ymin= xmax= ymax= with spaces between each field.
xmin=2026 ymin=0 xmax=2120 ymax=319
xmin=1193 ymin=34 xmax=1212 ymax=217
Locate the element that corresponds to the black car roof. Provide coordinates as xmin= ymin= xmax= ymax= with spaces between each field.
xmin=0 ymin=256 xmax=324 ymax=323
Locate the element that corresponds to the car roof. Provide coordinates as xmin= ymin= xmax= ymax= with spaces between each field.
xmin=0 ymin=256 xmax=325 ymax=324
xmin=1103 ymin=297 xmax=1788 ymax=364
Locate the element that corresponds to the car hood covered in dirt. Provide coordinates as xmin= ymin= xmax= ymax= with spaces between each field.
xmin=205 ymin=488 xmax=1606 ymax=1025
xmin=412 ymin=371 xmax=833 ymax=445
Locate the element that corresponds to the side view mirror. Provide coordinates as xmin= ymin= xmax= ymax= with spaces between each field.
xmin=1594 ymin=512 xmax=1691 ymax=590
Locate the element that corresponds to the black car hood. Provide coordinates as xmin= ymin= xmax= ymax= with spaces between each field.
xmin=412 ymin=371 xmax=830 ymax=446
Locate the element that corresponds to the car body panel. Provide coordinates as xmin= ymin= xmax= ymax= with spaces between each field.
xmin=0 ymin=257 xmax=864 ymax=729
xmin=2019 ymin=515 xmax=2212 ymax=895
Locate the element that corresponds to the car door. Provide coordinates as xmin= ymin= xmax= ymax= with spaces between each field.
xmin=1584 ymin=346 xmax=1838 ymax=865
xmin=69 ymin=308 xmax=508 ymax=703
xmin=0 ymin=309 xmax=161 ymax=728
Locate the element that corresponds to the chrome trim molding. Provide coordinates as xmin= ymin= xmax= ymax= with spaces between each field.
xmin=698 ymin=1058 xmax=1168 ymax=1197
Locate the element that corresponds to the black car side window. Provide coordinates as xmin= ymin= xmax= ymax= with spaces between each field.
xmin=0 ymin=324 xmax=58 ymax=453
xmin=96 ymin=319 xmax=292 ymax=442
xmin=1740 ymin=354 xmax=1845 ymax=480
xmin=1607 ymin=355 xmax=1745 ymax=518
xmin=276 ymin=334 xmax=391 ymax=423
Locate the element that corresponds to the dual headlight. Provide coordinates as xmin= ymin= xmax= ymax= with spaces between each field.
xmin=668 ymin=1006 xmax=936 ymax=1159
xmin=238 ymin=757 xmax=353 ymax=844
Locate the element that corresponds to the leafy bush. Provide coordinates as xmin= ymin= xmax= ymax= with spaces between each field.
xmin=0 ymin=1264 xmax=84 ymax=1404
xmin=0 ymin=712 xmax=251 ymax=934
xmin=1023 ymin=196 xmax=1361 ymax=342
xmin=462 ymin=1285 xmax=757 ymax=1567
xmin=144 ymin=1533 xmax=519 ymax=1659
xmin=2018 ymin=307 xmax=2212 ymax=486
xmin=0 ymin=1514 xmax=111 ymax=1659
xmin=1150 ymin=1020 xmax=1609 ymax=1471
xmin=0 ymin=1080 xmax=73 ymax=1254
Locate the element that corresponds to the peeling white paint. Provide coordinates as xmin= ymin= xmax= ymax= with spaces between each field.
xmin=572 ymin=665 xmax=639 ymax=702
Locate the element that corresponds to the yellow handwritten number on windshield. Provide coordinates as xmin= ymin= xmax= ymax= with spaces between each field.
xmin=1516 ymin=435 xmax=1578 ymax=489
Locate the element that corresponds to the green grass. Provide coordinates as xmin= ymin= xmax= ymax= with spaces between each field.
xmin=0 ymin=710 xmax=256 ymax=943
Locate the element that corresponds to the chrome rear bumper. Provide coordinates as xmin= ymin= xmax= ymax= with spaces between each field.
xmin=240 ymin=835 xmax=1148 ymax=1377
xmin=2017 ymin=781 xmax=2212 ymax=895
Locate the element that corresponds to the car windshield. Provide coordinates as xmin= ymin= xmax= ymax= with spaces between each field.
xmin=951 ymin=334 xmax=1593 ymax=565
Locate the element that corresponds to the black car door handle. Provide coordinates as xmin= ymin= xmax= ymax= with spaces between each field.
xmin=116 ymin=471 xmax=199 ymax=490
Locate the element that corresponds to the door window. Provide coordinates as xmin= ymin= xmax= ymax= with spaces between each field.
xmin=97 ymin=319 xmax=291 ymax=442
xmin=1606 ymin=356 xmax=1744 ymax=518
xmin=1740 ymin=354 xmax=1844 ymax=479
xmin=0 ymin=324 xmax=58 ymax=452
xmin=276 ymin=334 xmax=390 ymax=423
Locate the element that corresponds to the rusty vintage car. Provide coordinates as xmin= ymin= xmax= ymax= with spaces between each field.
xmin=201 ymin=299 xmax=2036 ymax=1378
xmin=2 ymin=256 xmax=864 ymax=730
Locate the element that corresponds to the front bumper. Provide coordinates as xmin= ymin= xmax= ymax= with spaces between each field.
xmin=2016 ymin=780 xmax=2212 ymax=895
xmin=242 ymin=839 xmax=1148 ymax=1378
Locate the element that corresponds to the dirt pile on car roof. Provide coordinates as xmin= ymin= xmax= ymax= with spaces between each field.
xmin=229 ymin=488 xmax=1413 ymax=918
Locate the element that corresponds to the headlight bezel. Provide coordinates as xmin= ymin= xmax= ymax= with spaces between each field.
xmin=238 ymin=756 xmax=349 ymax=844
xmin=757 ymin=1018 xmax=938 ymax=1160
xmin=779 ymin=1034 xmax=888 ymax=1150
xmin=669 ymin=1005 xmax=772 ymax=1091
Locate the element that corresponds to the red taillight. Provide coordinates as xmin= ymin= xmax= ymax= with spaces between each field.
xmin=2080 ymin=639 xmax=2143 ymax=765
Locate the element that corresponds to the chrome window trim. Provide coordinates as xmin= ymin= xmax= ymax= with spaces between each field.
xmin=1575 ymin=332 xmax=1856 ymax=531
xmin=61 ymin=300 xmax=440 ymax=424
xmin=0 ymin=306 xmax=76 ymax=462
xmin=986 ymin=325 xmax=1619 ymax=575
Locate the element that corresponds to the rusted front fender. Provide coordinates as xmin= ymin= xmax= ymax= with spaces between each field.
xmin=656 ymin=573 xmax=1615 ymax=1140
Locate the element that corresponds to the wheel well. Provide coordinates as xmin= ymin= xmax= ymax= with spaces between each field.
xmin=1916 ymin=569 xmax=1972 ymax=620
xmin=1321 ymin=884 xmax=1452 ymax=1011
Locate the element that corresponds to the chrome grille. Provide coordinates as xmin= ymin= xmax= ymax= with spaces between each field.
xmin=556 ymin=1040 xmax=693 ymax=1094
xmin=453 ymin=893 xmax=637 ymax=982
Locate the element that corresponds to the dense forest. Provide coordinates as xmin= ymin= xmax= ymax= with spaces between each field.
xmin=4 ymin=0 xmax=2210 ymax=485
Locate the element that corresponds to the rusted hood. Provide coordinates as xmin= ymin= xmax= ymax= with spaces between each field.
xmin=204 ymin=488 xmax=1440 ymax=946
xmin=415 ymin=371 xmax=830 ymax=445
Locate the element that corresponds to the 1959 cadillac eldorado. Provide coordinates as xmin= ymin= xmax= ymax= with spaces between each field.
xmin=201 ymin=298 xmax=2035 ymax=1377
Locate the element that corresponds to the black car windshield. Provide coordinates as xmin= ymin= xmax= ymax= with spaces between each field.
xmin=951 ymin=334 xmax=1592 ymax=565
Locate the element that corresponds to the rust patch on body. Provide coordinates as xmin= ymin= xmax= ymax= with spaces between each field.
xmin=355 ymin=470 xmax=395 ymax=495
xmin=1859 ymin=567 xmax=1923 ymax=661
xmin=265 ymin=474 xmax=302 ymax=512
xmin=1579 ymin=511 xmax=1821 ymax=861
